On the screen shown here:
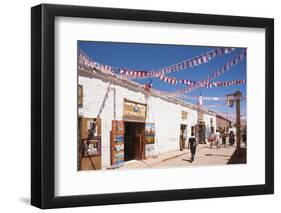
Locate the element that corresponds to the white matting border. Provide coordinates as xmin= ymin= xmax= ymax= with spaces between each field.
xmin=55 ymin=17 xmax=265 ymax=196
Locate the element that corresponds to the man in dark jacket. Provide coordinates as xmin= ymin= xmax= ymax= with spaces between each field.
xmin=188 ymin=135 xmax=197 ymax=163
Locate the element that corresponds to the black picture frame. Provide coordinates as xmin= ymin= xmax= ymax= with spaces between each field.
xmin=31 ymin=3 xmax=274 ymax=209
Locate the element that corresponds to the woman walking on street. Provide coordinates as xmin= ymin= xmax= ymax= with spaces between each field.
xmin=188 ymin=134 xmax=197 ymax=163
xmin=222 ymin=130 xmax=226 ymax=147
xmin=229 ymin=131 xmax=235 ymax=146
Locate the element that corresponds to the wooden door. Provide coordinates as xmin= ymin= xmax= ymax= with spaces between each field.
xmin=111 ymin=120 xmax=125 ymax=167
xmin=134 ymin=124 xmax=142 ymax=160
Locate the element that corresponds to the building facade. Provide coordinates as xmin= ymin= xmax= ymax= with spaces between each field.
xmin=216 ymin=114 xmax=232 ymax=133
xmin=78 ymin=67 xmax=219 ymax=170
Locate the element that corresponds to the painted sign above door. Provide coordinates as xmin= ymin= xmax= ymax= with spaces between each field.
xmin=123 ymin=99 xmax=147 ymax=122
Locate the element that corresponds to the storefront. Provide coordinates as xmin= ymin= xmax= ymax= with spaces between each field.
xmin=196 ymin=109 xmax=217 ymax=143
xmin=78 ymin=70 xmax=216 ymax=170
xmin=216 ymin=114 xmax=232 ymax=133
xmin=111 ymin=99 xmax=147 ymax=166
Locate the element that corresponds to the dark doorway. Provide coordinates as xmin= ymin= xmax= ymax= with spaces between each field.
xmin=124 ymin=122 xmax=145 ymax=161
xmin=180 ymin=124 xmax=187 ymax=151
xmin=198 ymin=124 xmax=206 ymax=144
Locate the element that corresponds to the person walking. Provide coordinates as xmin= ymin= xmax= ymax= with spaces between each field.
xmin=188 ymin=134 xmax=197 ymax=163
xmin=222 ymin=130 xmax=226 ymax=147
xmin=242 ymin=129 xmax=247 ymax=146
xmin=229 ymin=131 xmax=235 ymax=146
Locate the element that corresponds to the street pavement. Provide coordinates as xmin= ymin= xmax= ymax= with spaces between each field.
xmin=120 ymin=144 xmax=246 ymax=170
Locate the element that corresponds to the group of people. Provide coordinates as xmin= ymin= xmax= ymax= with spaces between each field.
xmin=187 ymin=128 xmax=247 ymax=163
xmin=208 ymin=130 xmax=236 ymax=149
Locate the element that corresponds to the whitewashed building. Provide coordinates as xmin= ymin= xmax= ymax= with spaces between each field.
xmin=78 ymin=66 xmax=217 ymax=170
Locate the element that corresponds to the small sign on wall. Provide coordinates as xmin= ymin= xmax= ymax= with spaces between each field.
xmin=78 ymin=117 xmax=102 ymax=170
xmin=181 ymin=111 xmax=188 ymax=119
xmin=145 ymin=123 xmax=156 ymax=158
xmin=123 ymin=99 xmax=147 ymax=121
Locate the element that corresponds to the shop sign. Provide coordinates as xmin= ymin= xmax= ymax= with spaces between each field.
xmin=145 ymin=123 xmax=155 ymax=144
xmin=123 ymin=99 xmax=147 ymax=121
xmin=181 ymin=111 xmax=188 ymax=119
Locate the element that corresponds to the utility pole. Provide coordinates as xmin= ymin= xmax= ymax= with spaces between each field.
xmin=227 ymin=90 xmax=242 ymax=151
xmin=235 ymin=91 xmax=242 ymax=150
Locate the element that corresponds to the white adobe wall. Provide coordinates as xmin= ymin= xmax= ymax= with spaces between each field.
xmin=79 ymin=77 xmax=114 ymax=168
xmin=79 ymin=76 xmax=198 ymax=168
xmin=203 ymin=113 xmax=217 ymax=134
xmin=147 ymin=97 xmax=197 ymax=155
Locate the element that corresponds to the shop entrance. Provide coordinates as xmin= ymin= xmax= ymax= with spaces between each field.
xmin=198 ymin=124 xmax=206 ymax=144
xmin=179 ymin=124 xmax=187 ymax=151
xmin=124 ymin=121 xmax=145 ymax=161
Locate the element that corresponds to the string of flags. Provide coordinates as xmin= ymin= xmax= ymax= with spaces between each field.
xmin=79 ymin=47 xmax=236 ymax=78
xmin=78 ymin=48 xmax=246 ymax=97
xmin=165 ymin=49 xmax=246 ymax=96
xmin=179 ymin=95 xmax=246 ymax=101
xmin=78 ymin=49 xmax=118 ymax=75
xmin=119 ymin=47 xmax=236 ymax=78
xmin=143 ymin=50 xmax=246 ymax=85
xmin=205 ymin=79 xmax=246 ymax=88
xmin=157 ymin=74 xmax=246 ymax=87
xmin=159 ymin=75 xmax=178 ymax=85
xmin=119 ymin=70 xmax=148 ymax=77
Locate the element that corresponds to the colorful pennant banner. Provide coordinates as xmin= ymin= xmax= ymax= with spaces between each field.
xmin=205 ymin=79 xmax=246 ymax=88
xmin=120 ymin=47 xmax=236 ymax=79
xmin=78 ymin=49 xmax=246 ymax=98
xmin=78 ymin=49 xmax=117 ymax=75
xmin=79 ymin=47 xmax=236 ymax=79
xmin=159 ymin=75 xmax=177 ymax=85
xmin=180 ymin=95 xmax=246 ymax=101
xmin=167 ymin=49 xmax=246 ymax=96
xmin=149 ymin=47 xmax=236 ymax=77
xmin=78 ymin=47 xmax=238 ymax=82
xmin=119 ymin=69 xmax=148 ymax=77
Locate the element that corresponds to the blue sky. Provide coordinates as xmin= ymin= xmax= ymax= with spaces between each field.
xmin=78 ymin=41 xmax=246 ymax=116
